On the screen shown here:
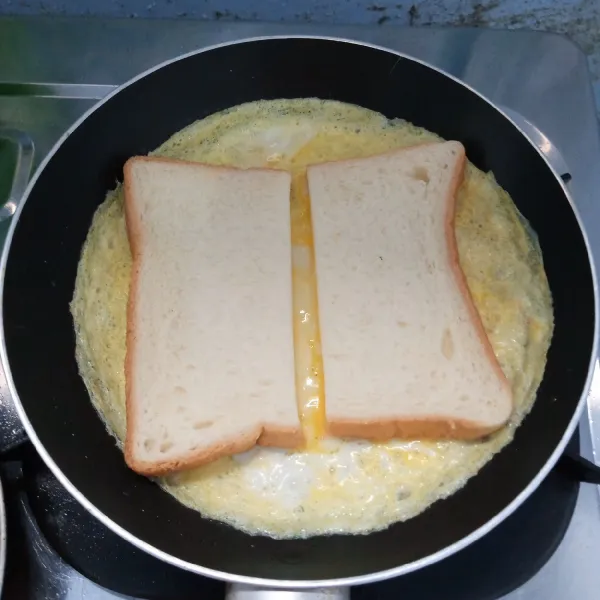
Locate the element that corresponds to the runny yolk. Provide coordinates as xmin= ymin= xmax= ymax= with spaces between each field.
xmin=290 ymin=171 xmax=326 ymax=449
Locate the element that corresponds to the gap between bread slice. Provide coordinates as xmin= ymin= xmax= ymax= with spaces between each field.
xmin=123 ymin=157 xmax=300 ymax=476
xmin=307 ymin=141 xmax=513 ymax=440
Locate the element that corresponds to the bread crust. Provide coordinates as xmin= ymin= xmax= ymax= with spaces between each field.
xmin=443 ymin=145 xmax=513 ymax=399
xmin=126 ymin=425 xmax=304 ymax=478
xmin=318 ymin=142 xmax=513 ymax=442
xmin=122 ymin=156 xmax=302 ymax=477
xmin=328 ymin=417 xmax=501 ymax=441
xmin=122 ymin=156 xmax=143 ymax=474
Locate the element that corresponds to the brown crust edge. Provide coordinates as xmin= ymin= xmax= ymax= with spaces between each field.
xmin=122 ymin=156 xmax=302 ymax=477
xmin=127 ymin=424 xmax=304 ymax=478
xmin=443 ymin=143 xmax=513 ymax=400
xmin=328 ymin=417 xmax=500 ymax=441
xmin=322 ymin=141 xmax=513 ymax=443
xmin=123 ymin=155 xmax=143 ymax=473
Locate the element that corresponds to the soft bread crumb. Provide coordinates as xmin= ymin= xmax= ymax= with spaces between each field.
xmin=308 ymin=141 xmax=513 ymax=441
xmin=123 ymin=157 xmax=301 ymax=476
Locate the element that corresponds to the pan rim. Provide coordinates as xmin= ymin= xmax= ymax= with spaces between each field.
xmin=1 ymin=34 xmax=598 ymax=589
xmin=0 ymin=476 xmax=5 ymax=594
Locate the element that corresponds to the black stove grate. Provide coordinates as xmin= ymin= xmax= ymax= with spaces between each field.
xmin=0 ymin=434 xmax=579 ymax=600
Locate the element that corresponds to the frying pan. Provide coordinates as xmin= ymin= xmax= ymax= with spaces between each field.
xmin=0 ymin=36 xmax=598 ymax=597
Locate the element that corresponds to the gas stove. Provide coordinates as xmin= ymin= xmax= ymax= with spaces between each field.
xmin=1 ymin=16 xmax=600 ymax=600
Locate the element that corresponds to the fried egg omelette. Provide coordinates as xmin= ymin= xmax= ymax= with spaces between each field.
xmin=71 ymin=99 xmax=553 ymax=538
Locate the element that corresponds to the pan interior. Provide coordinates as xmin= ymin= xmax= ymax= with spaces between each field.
xmin=2 ymin=38 xmax=595 ymax=582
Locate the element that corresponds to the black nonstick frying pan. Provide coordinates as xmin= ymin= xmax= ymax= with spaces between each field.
xmin=1 ymin=37 xmax=598 ymax=594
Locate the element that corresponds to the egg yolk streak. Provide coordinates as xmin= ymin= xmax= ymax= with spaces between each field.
xmin=290 ymin=170 xmax=326 ymax=449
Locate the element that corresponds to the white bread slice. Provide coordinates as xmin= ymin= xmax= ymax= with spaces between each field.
xmin=308 ymin=141 xmax=512 ymax=441
xmin=123 ymin=157 xmax=301 ymax=476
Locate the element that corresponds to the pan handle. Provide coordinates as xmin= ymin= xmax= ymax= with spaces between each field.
xmin=558 ymin=451 xmax=600 ymax=484
xmin=0 ymin=128 xmax=34 ymax=222
xmin=226 ymin=584 xmax=349 ymax=599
